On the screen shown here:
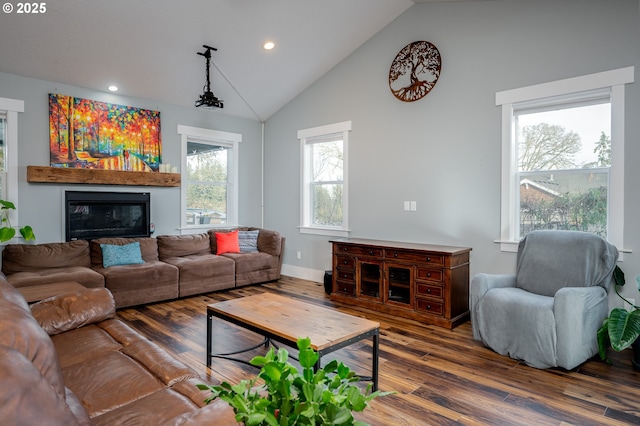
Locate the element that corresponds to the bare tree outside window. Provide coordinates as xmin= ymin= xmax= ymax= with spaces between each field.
xmin=517 ymin=102 xmax=610 ymax=238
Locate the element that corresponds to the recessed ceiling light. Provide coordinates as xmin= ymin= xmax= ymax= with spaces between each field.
xmin=108 ymin=85 xmax=118 ymax=92
xmin=263 ymin=41 xmax=275 ymax=51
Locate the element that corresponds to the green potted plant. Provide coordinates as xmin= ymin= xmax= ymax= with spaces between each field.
xmin=197 ymin=337 xmax=393 ymax=425
xmin=597 ymin=266 xmax=640 ymax=369
xmin=0 ymin=199 xmax=35 ymax=242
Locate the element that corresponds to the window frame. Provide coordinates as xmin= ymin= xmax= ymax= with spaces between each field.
xmin=0 ymin=97 xmax=24 ymax=231
xmin=495 ymin=67 xmax=634 ymax=253
xmin=298 ymin=121 xmax=351 ymax=237
xmin=177 ymin=125 xmax=241 ymax=233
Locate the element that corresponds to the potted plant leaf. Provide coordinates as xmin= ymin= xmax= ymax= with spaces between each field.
xmin=197 ymin=337 xmax=393 ymax=425
xmin=597 ymin=266 xmax=640 ymax=369
xmin=0 ymin=199 xmax=35 ymax=242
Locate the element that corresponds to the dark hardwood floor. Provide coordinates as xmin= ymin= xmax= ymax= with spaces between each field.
xmin=117 ymin=276 xmax=640 ymax=425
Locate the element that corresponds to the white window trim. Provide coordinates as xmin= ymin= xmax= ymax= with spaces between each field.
xmin=177 ymin=124 xmax=241 ymax=233
xmin=0 ymin=97 xmax=24 ymax=229
xmin=495 ymin=67 xmax=634 ymax=254
xmin=298 ymin=121 xmax=351 ymax=238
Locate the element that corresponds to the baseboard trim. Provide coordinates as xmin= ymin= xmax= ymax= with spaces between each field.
xmin=281 ymin=264 xmax=325 ymax=283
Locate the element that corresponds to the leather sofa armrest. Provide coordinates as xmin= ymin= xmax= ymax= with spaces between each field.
xmin=0 ymin=346 xmax=82 ymax=425
xmin=30 ymin=288 xmax=116 ymax=336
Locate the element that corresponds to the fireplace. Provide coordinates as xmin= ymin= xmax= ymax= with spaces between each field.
xmin=65 ymin=191 xmax=151 ymax=241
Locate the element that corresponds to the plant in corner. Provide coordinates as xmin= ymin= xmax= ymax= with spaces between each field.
xmin=197 ymin=337 xmax=393 ymax=425
xmin=597 ymin=265 xmax=640 ymax=369
xmin=0 ymin=199 xmax=35 ymax=242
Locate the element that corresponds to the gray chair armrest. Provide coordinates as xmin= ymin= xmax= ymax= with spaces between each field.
xmin=470 ymin=273 xmax=516 ymax=340
xmin=554 ymin=286 xmax=608 ymax=369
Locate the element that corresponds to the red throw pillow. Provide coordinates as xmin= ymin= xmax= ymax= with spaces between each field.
xmin=216 ymin=230 xmax=240 ymax=255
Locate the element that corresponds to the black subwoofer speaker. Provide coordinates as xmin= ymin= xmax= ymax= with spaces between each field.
xmin=323 ymin=270 xmax=332 ymax=295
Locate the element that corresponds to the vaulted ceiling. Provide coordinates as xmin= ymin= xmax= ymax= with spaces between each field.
xmin=0 ymin=0 xmax=474 ymax=121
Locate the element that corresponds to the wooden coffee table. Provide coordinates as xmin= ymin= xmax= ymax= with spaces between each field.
xmin=207 ymin=293 xmax=380 ymax=390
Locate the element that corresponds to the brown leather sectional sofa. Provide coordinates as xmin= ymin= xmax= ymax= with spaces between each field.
xmin=0 ymin=272 xmax=237 ymax=425
xmin=2 ymin=227 xmax=285 ymax=308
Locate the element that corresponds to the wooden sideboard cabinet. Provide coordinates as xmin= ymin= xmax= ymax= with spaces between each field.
xmin=330 ymin=238 xmax=471 ymax=329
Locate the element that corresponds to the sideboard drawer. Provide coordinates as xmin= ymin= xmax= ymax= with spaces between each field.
xmin=416 ymin=299 xmax=444 ymax=315
xmin=416 ymin=267 xmax=443 ymax=282
xmin=416 ymin=284 xmax=443 ymax=299
xmin=335 ymin=255 xmax=355 ymax=269
xmin=335 ymin=271 xmax=355 ymax=282
xmin=335 ymin=244 xmax=383 ymax=257
xmin=335 ymin=282 xmax=356 ymax=296
xmin=386 ymin=250 xmax=444 ymax=266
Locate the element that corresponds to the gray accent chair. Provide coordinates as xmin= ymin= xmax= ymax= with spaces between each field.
xmin=470 ymin=230 xmax=618 ymax=369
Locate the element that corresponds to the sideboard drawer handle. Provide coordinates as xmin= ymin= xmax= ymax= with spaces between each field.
xmin=343 ymin=260 xmax=348 ymax=264
xmin=427 ymin=272 xmax=431 ymax=278
xmin=427 ymin=304 xmax=432 ymax=309
xmin=426 ymin=256 xmax=431 ymax=262
xmin=342 ymin=247 xmax=347 ymax=251
xmin=394 ymin=253 xmax=398 ymax=258
xmin=343 ymin=274 xmax=348 ymax=278
xmin=426 ymin=288 xmax=431 ymax=293
xmin=368 ymin=250 xmax=374 ymax=255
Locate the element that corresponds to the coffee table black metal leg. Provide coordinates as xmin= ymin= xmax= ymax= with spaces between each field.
xmin=206 ymin=311 xmax=212 ymax=367
xmin=372 ymin=332 xmax=379 ymax=392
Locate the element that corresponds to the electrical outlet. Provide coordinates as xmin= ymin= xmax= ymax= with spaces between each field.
xmin=296 ymin=251 xmax=301 ymax=260
xmin=410 ymin=201 xmax=417 ymax=211
xmin=403 ymin=201 xmax=410 ymax=211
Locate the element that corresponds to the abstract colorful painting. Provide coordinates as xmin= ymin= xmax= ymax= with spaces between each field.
xmin=49 ymin=94 xmax=161 ymax=171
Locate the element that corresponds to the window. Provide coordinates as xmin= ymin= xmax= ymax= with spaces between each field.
xmin=0 ymin=97 xmax=24 ymax=227
xmin=496 ymin=67 xmax=633 ymax=252
xmin=298 ymin=121 xmax=351 ymax=237
xmin=177 ymin=125 xmax=241 ymax=231
xmin=0 ymin=112 xmax=6 ymax=197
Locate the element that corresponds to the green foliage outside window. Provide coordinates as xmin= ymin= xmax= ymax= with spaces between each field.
xmin=186 ymin=143 xmax=228 ymax=224
xmin=311 ymin=141 xmax=343 ymax=227
xmin=519 ymin=125 xmax=611 ymax=238
xmin=520 ymin=186 xmax=608 ymax=237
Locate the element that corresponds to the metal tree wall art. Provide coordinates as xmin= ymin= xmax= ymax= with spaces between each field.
xmin=389 ymin=41 xmax=442 ymax=102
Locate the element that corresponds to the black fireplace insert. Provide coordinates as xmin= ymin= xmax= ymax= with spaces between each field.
xmin=65 ymin=191 xmax=151 ymax=241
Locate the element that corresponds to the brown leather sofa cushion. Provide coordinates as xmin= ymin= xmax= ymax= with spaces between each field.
xmin=31 ymin=288 xmax=116 ymax=335
xmin=52 ymin=323 xmax=124 ymax=369
xmin=94 ymin=260 xmax=179 ymax=308
xmin=254 ymin=228 xmax=283 ymax=256
xmin=157 ymin=233 xmax=211 ymax=259
xmin=162 ymin=254 xmax=236 ymax=297
xmin=90 ymin=237 xmax=160 ymax=267
xmin=5 ymin=266 xmax=105 ymax=289
xmin=2 ymin=240 xmax=91 ymax=274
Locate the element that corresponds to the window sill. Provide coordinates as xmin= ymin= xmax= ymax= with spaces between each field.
xmin=299 ymin=226 xmax=350 ymax=238
xmin=494 ymin=240 xmax=519 ymax=253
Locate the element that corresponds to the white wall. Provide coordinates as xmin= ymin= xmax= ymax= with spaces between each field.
xmin=263 ymin=0 xmax=640 ymax=303
xmin=0 ymin=71 xmax=264 ymax=242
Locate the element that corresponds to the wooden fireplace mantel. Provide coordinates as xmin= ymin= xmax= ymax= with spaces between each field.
xmin=26 ymin=166 xmax=181 ymax=187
